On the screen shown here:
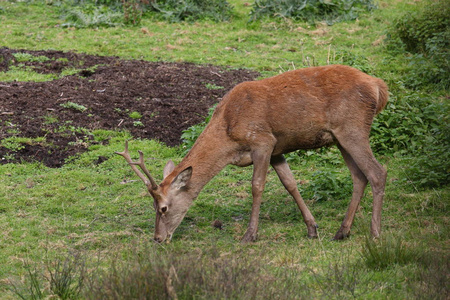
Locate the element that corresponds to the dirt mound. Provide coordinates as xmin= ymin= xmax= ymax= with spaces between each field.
xmin=0 ymin=48 xmax=259 ymax=167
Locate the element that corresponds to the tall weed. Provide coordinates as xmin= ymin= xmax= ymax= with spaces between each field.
xmin=411 ymin=251 xmax=450 ymax=299
xmin=361 ymin=234 xmax=423 ymax=270
xmin=7 ymin=252 xmax=87 ymax=300
xmin=311 ymin=259 xmax=377 ymax=299
xmin=83 ymin=243 xmax=312 ymax=299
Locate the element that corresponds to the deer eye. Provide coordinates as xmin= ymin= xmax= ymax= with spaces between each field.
xmin=160 ymin=206 xmax=168 ymax=214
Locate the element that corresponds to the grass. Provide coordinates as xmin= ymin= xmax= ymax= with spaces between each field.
xmin=0 ymin=0 xmax=449 ymax=299
xmin=0 ymin=0 xmax=397 ymax=75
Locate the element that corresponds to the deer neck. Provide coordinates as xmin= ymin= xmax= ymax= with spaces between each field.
xmin=174 ymin=126 xmax=232 ymax=199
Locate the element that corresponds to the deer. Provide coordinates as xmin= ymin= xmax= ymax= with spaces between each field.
xmin=116 ymin=64 xmax=388 ymax=243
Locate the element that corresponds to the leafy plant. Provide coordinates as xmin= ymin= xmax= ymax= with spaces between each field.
xmin=60 ymin=101 xmax=87 ymax=112
xmin=12 ymin=52 xmax=50 ymax=63
xmin=250 ymin=0 xmax=377 ymax=25
xmin=205 ymin=82 xmax=224 ymax=90
xmin=133 ymin=120 xmax=144 ymax=127
xmin=128 ymin=111 xmax=142 ymax=119
xmin=1 ymin=137 xmax=46 ymax=152
xmin=302 ymin=168 xmax=352 ymax=201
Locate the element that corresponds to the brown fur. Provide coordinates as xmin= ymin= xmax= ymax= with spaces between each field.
xmin=119 ymin=65 xmax=388 ymax=242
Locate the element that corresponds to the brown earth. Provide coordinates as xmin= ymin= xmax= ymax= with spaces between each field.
xmin=0 ymin=47 xmax=259 ymax=167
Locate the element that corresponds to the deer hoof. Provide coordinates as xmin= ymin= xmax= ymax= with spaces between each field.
xmin=241 ymin=230 xmax=257 ymax=243
xmin=333 ymin=230 xmax=350 ymax=240
xmin=307 ymin=223 xmax=319 ymax=239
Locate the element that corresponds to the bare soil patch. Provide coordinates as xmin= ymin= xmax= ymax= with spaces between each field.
xmin=0 ymin=48 xmax=259 ymax=167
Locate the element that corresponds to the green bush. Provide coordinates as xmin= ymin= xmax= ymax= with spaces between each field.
xmin=370 ymin=91 xmax=441 ymax=154
xmin=250 ymin=0 xmax=376 ymax=25
xmin=148 ymin=0 xmax=234 ymax=22
xmin=403 ymin=120 xmax=450 ymax=188
xmin=389 ymin=0 xmax=450 ymax=90
xmin=370 ymin=90 xmax=449 ymax=188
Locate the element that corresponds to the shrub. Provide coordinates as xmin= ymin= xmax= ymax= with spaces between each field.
xmin=148 ymin=0 xmax=234 ymax=22
xmin=403 ymin=121 xmax=450 ymax=188
xmin=370 ymin=91 xmax=449 ymax=188
xmin=388 ymin=0 xmax=450 ymax=90
xmin=250 ymin=0 xmax=377 ymax=25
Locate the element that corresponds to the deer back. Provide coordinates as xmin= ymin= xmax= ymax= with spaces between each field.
xmin=212 ymin=64 xmax=388 ymax=156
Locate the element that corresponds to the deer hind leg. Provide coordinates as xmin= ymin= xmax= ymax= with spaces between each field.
xmin=241 ymin=147 xmax=273 ymax=243
xmin=333 ymin=145 xmax=369 ymax=240
xmin=271 ymin=155 xmax=318 ymax=238
xmin=334 ymin=131 xmax=387 ymax=239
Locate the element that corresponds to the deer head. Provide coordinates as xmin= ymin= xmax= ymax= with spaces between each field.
xmin=116 ymin=141 xmax=193 ymax=242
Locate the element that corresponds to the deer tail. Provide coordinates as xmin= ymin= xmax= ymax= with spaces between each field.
xmin=375 ymin=79 xmax=389 ymax=114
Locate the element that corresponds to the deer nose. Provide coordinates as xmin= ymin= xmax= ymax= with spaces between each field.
xmin=154 ymin=235 xmax=164 ymax=243
xmin=159 ymin=205 xmax=168 ymax=214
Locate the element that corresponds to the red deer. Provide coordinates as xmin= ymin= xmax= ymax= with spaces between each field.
xmin=116 ymin=64 xmax=388 ymax=243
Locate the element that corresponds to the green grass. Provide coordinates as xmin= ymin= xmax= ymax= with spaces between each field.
xmin=0 ymin=0 xmax=449 ymax=299
xmin=0 ymin=0 xmax=401 ymax=75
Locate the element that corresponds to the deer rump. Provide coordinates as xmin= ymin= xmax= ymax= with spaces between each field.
xmin=118 ymin=64 xmax=388 ymax=243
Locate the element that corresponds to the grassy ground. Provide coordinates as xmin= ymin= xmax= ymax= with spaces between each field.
xmin=0 ymin=0 xmax=449 ymax=299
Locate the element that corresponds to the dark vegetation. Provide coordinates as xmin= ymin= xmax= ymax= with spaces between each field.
xmin=250 ymin=0 xmax=377 ymax=25
xmin=52 ymin=0 xmax=377 ymax=26
xmin=7 ymin=238 xmax=449 ymax=299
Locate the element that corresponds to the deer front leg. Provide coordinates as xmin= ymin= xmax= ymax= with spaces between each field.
xmin=241 ymin=148 xmax=272 ymax=243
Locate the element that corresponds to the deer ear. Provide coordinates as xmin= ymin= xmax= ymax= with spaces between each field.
xmin=163 ymin=160 xmax=175 ymax=179
xmin=171 ymin=167 xmax=192 ymax=190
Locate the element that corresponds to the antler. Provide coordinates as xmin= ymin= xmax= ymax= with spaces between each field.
xmin=115 ymin=141 xmax=158 ymax=190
